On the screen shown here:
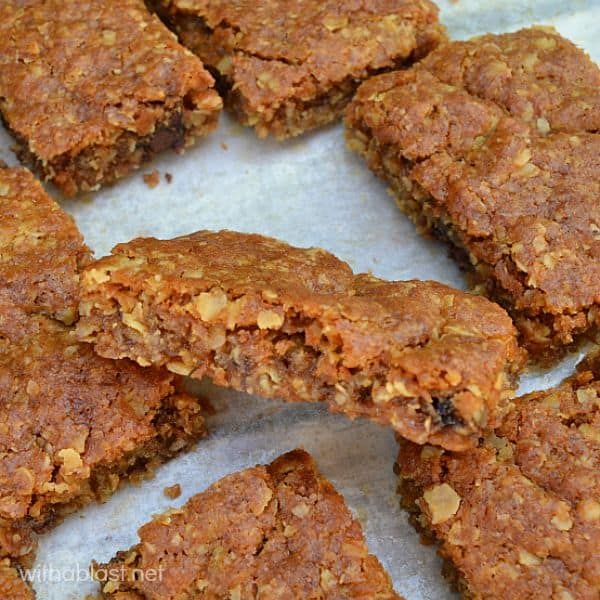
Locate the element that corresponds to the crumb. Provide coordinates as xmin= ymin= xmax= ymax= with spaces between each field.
xmin=164 ymin=172 xmax=173 ymax=184
xmin=143 ymin=170 xmax=160 ymax=189
xmin=163 ymin=484 xmax=182 ymax=500
xmin=220 ymin=142 xmax=228 ymax=151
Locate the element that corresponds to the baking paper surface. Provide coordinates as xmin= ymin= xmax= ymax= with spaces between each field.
xmin=1 ymin=1 xmax=598 ymax=597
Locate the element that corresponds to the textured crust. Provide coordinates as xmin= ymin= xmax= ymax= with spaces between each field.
xmin=0 ymin=167 xmax=207 ymax=571
xmin=345 ymin=27 xmax=600 ymax=358
xmin=94 ymin=449 xmax=402 ymax=599
xmin=396 ymin=353 xmax=600 ymax=599
xmin=0 ymin=0 xmax=222 ymax=196
xmin=0 ymin=166 xmax=90 ymax=323
xmin=78 ymin=230 xmax=523 ymax=450
xmin=151 ymin=0 xmax=444 ymax=139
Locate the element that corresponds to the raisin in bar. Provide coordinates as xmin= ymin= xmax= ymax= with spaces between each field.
xmin=150 ymin=0 xmax=444 ymax=139
xmin=0 ymin=0 xmax=222 ymax=197
xmin=346 ymin=27 xmax=600 ymax=358
xmin=0 ymin=166 xmax=207 ymax=565
xmin=77 ymin=230 xmax=523 ymax=450
xmin=396 ymin=353 xmax=600 ymax=599
xmin=93 ymin=449 xmax=402 ymax=599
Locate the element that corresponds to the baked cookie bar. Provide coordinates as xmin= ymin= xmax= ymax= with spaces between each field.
xmin=150 ymin=0 xmax=444 ymax=139
xmin=346 ymin=27 xmax=600 ymax=358
xmin=396 ymin=353 xmax=600 ymax=599
xmin=93 ymin=449 xmax=402 ymax=599
xmin=0 ymin=166 xmax=207 ymax=565
xmin=77 ymin=230 xmax=523 ymax=450
xmin=0 ymin=0 xmax=222 ymax=197
xmin=0 ymin=304 xmax=206 ymax=558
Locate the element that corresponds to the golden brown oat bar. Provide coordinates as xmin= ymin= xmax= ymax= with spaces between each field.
xmin=396 ymin=354 xmax=600 ymax=599
xmin=77 ymin=230 xmax=523 ymax=450
xmin=345 ymin=27 xmax=600 ymax=358
xmin=93 ymin=449 xmax=402 ymax=599
xmin=0 ymin=0 xmax=222 ymax=197
xmin=150 ymin=0 xmax=444 ymax=139
xmin=0 ymin=166 xmax=207 ymax=563
xmin=0 ymin=166 xmax=89 ymax=324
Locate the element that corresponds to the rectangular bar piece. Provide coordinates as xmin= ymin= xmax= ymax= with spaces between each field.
xmin=345 ymin=27 xmax=600 ymax=359
xmin=396 ymin=353 xmax=600 ymax=599
xmin=150 ymin=0 xmax=445 ymax=139
xmin=78 ymin=230 xmax=523 ymax=450
xmin=93 ymin=449 xmax=402 ymax=599
xmin=0 ymin=0 xmax=222 ymax=197
xmin=0 ymin=166 xmax=207 ymax=565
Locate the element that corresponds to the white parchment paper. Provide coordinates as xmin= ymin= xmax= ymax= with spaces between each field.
xmin=1 ymin=1 xmax=598 ymax=597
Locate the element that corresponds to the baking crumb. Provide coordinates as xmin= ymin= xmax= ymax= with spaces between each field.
xmin=221 ymin=142 xmax=229 ymax=151
xmin=143 ymin=170 xmax=160 ymax=189
xmin=165 ymin=172 xmax=173 ymax=184
xmin=164 ymin=484 xmax=182 ymax=499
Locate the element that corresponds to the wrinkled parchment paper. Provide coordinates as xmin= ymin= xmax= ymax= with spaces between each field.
xmin=1 ymin=1 xmax=598 ymax=597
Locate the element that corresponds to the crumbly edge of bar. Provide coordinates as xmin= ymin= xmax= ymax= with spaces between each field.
xmin=151 ymin=7 xmax=443 ymax=139
xmin=78 ymin=284 xmax=520 ymax=450
xmin=5 ymin=101 xmax=220 ymax=197
xmin=393 ymin=459 xmax=478 ymax=600
xmin=229 ymin=77 xmax=365 ymax=140
xmin=345 ymin=127 xmax=599 ymax=361
xmin=6 ymin=392 xmax=206 ymax=554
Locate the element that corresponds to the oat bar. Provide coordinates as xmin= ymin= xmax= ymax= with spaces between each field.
xmin=396 ymin=353 xmax=600 ymax=599
xmin=150 ymin=0 xmax=444 ymax=139
xmin=0 ymin=164 xmax=89 ymax=324
xmin=0 ymin=0 xmax=222 ymax=196
xmin=345 ymin=27 xmax=600 ymax=358
xmin=94 ymin=449 xmax=402 ymax=599
xmin=0 ymin=166 xmax=207 ymax=564
xmin=77 ymin=230 xmax=523 ymax=450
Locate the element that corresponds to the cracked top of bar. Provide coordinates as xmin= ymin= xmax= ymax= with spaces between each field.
xmin=78 ymin=230 xmax=523 ymax=450
xmin=0 ymin=0 xmax=221 ymax=195
xmin=0 ymin=166 xmax=90 ymax=323
xmin=396 ymin=353 xmax=600 ymax=599
xmin=345 ymin=27 xmax=600 ymax=356
xmin=0 ymin=166 xmax=207 ymax=561
xmin=152 ymin=0 xmax=444 ymax=138
xmin=94 ymin=449 xmax=402 ymax=599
